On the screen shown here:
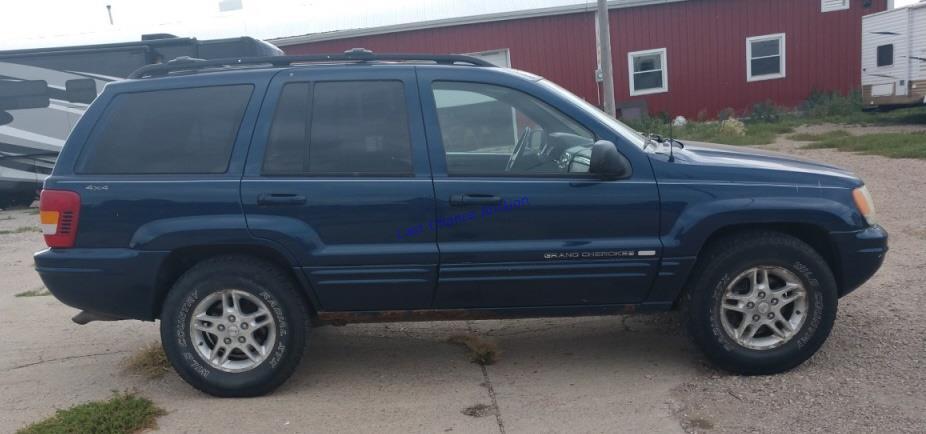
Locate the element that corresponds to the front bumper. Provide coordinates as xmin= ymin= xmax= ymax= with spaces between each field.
xmin=830 ymin=225 xmax=888 ymax=297
xmin=34 ymin=248 xmax=169 ymax=321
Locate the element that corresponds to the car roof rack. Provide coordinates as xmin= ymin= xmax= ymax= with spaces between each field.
xmin=128 ymin=48 xmax=494 ymax=79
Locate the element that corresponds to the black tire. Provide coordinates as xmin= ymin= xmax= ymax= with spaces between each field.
xmin=685 ymin=231 xmax=837 ymax=375
xmin=159 ymin=255 xmax=308 ymax=397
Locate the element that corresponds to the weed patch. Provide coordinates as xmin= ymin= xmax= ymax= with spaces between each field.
xmin=802 ymin=132 xmax=926 ymax=159
xmin=15 ymin=287 xmax=51 ymax=297
xmin=16 ymin=392 xmax=165 ymax=434
xmin=122 ymin=342 xmax=170 ymax=380
xmin=0 ymin=226 xmax=40 ymax=235
xmin=448 ymin=335 xmax=499 ymax=365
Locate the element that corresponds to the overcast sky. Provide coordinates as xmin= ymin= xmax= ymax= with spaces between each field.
xmin=0 ymin=0 xmax=920 ymax=51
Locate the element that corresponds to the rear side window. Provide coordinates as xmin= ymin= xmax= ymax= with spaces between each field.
xmin=77 ymin=85 xmax=252 ymax=174
xmin=263 ymin=81 xmax=412 ymax=176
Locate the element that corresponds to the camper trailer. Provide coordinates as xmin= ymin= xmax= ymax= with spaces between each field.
xmin=0 ymin=35 xmax=282 ymax=206
xmin=862 ymin=2 xmax=926 ymax=110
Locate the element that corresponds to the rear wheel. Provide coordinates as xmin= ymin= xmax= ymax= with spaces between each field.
xmin=686 ymin=231 xmax=837 ymax=374
xmin=160 ymin=255 xmax=308 ymax=397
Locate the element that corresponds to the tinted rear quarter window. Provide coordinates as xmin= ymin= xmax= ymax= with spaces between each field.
xmin=77 ymin=85 xmax=252 ymax=174
xmin=263 ymin=80 xmax=412 ymax=176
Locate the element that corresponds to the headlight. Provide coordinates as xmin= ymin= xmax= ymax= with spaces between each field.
xmin=852 ymin=185 xmax=877 ymax=226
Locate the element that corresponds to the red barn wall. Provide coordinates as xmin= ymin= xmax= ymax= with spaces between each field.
xmin=281 ymin=0 xmax=887 ymax=118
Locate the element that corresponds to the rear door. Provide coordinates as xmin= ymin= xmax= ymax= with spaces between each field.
xmin=416 ymin=67 xmax=662 ymax=309
xmin=241 ymin=66 xmax=438 ymax=311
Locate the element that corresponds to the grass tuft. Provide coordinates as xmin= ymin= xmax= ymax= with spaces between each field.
xmin=461 ymin=403 xmax=496 ymax=418
xmin=787 ymin=130 xmax=852 ymax=142
xmin=122 ymin=343 xmax=171 ymax=380
xmin=15 ymin=287 xmax=51 ymax=297
xmin=0 ymin=226 xmax=40 ymax=235
xmin=448 ymin=335 xmax=500 ymax=365
xmin=801 ymin=132 xmax=926 ymax=159
xmin=16 ymin=392 xmax=165 ymax=434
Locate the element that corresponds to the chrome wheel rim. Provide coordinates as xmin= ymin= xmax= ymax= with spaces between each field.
xmin=190 ymin=289 xmax=277 ymax=373
xmin=719 ymin=266 xmax=809 ymax=351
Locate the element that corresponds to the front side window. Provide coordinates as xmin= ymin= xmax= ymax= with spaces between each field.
xmin=877 ymin=44 xmax=894 ymax=67
xmin=263 ymin=80 xmax=413 ymax=176
xmin=432 ymin=81 xmax=594 ymax=176
xmin=747 ymin=33 xmax=786 ymax=81
xmin=628 ymin=48 xmax=668 ymax=96
xmin=78 ymin=85 xmax=252 ymax=174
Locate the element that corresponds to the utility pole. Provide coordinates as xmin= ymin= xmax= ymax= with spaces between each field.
xmin=106 ymin=5 xmax=114 ymax=25
xmin=596 ymin=0 xmax=616 ymax=117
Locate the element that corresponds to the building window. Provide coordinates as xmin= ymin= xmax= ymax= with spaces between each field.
xmin=628 ymin=48 xmax=668 ymax=96
xmin=877 ymin=44 xmax=894 ymax=67
xmin=747 ymin=34 xmax=786 ymax=82
xmin=821 ymin=0 xmax=850 ymax=12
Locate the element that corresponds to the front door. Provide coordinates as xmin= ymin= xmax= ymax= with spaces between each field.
xmin=417 ymin=68 xmax=661 ymax=308
xmin=241 ymin=66 xmax=437 ymax=311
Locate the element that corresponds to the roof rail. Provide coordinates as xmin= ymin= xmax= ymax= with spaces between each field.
xmin=128 ymin=48 xmax=494 ymax=79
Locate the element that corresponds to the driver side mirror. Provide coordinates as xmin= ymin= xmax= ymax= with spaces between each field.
xmin=589 ymin=140 xmax=632 ymax=179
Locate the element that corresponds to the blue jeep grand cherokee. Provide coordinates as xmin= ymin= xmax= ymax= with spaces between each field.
xmin=34 ymin=50 xmax=887 ymax=397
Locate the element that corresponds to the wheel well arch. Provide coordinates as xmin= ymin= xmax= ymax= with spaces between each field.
xmin=151 ymin=244 xmax=317 ymax=319
xmin=676 ymin=222 xmax=842 ymax=305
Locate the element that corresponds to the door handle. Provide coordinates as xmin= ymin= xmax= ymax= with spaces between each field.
xmin=449 ymin=194 xmax=503 ymax=207
xmin=257 ymin=193 xmax=306 ymax=206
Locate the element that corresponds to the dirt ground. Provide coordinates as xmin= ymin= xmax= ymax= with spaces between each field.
xmin=0 ymin=124 xmax=924 ymax=433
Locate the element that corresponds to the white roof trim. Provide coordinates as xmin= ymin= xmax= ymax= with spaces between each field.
xmin=271 ymin=0 xmax=688 ymax=47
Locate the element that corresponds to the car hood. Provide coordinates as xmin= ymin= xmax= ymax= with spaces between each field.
xmin=652 ymin=140 xmax=862 ymax=188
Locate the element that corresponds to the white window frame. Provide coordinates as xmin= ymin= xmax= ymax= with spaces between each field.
xmin=821 ymin=0 xmax=850 ymax=13
xmin=746 ymin=33 xmax=786 ymax=82
xmin=627 ymin=48 xmax=668 ymax=96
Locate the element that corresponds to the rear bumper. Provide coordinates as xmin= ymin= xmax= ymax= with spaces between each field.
xmin=34 ymin=248 xmax=169 ymax=321
xmin=831 ymin=225 xmax=888 ymax=297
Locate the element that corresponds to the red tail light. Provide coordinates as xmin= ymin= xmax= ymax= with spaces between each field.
xmin=39 ymin=190 xmax=81 ymax=248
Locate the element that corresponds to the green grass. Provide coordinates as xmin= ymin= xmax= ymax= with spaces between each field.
xmin=0 ymin=226 xmax=40 ymax=235
xmin=627 ymin=102 xmax=926 ymax=147
xmin=801 ymin=132 xmax=926 ymax=159
xmin=16 ymin=392 xmax=165 ymax=434
xmin=15 ymin=287 xmax=51 ymax=297
xmin=787 ymin=130 xmax=852 ymax=142
xmin=630 ymin=118 xmax=795 ymax=146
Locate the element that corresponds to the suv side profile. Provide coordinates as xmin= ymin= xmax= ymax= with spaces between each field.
xmin=35 ymin=51 xmax=887 ymax=397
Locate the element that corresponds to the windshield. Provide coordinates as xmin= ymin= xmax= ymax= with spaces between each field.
xmin=537 ymin=79 xmax=646 ymax=149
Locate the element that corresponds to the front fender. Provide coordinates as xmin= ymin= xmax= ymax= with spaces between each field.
xmin=661 ymin=193 xmax=860 ymax=257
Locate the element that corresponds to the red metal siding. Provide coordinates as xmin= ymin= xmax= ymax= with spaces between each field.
xmin=282 ymin=0 xmax=887 ymax=118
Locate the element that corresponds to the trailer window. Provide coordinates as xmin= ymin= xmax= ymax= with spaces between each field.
xmin=77 ymin=85 xmax=252 ymax=174
xmin=877 ymin=44 xmax=894 ymax=67
xmin=747 ymin=33 xmax=786 ymax=82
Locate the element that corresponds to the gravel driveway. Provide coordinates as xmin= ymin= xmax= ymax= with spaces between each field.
xmin=0 ymin=126 xmax=923 ymax=433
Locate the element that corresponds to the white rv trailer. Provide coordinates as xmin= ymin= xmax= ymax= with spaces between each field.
xmin=862 ymin=2 xmax=926 ymax=109
xmin=0 ymin=35 xmax=282 ymax=206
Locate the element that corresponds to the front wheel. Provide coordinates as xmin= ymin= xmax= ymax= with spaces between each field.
xmin=686 ymin=232 xmax=838 ymax=375
xmin=160 ymin=255 xmax=308 ymax=397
